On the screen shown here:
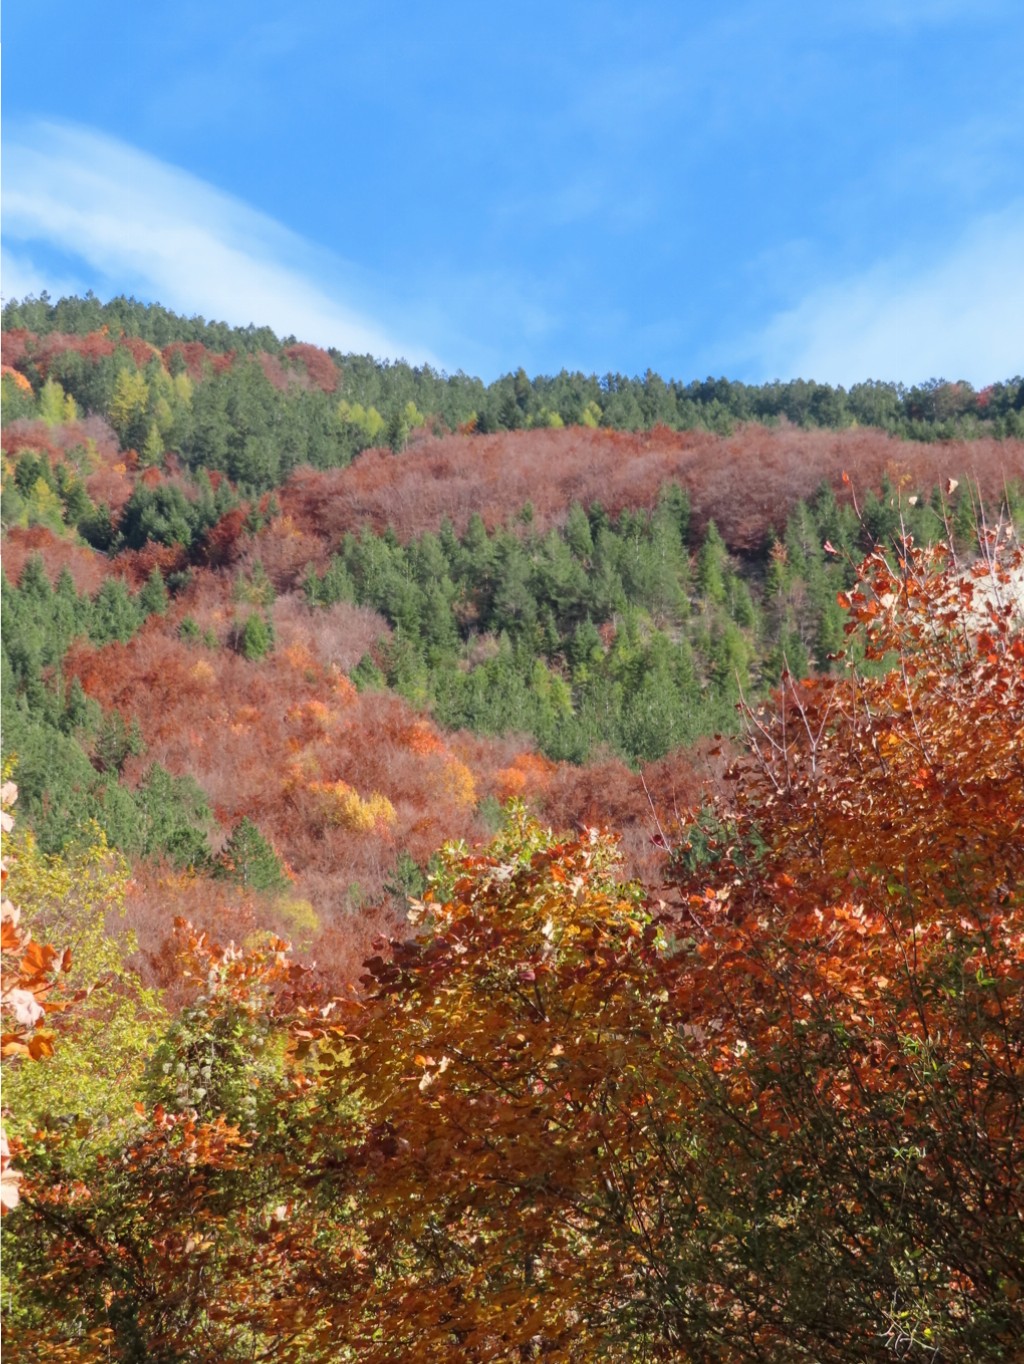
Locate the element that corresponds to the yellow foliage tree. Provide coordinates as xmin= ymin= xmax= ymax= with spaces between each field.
xmin=441 ymin=757 xmax=476 ymax=809
xmin=37 ymin=377 xmax=75 ymax=426
xmin=108 ymin=368 xmax=150 ymax=449
xmin=2 ymin=823 xmax=166 ymax=1154
xmin=310 ymin=780 xmax=397 ymax=832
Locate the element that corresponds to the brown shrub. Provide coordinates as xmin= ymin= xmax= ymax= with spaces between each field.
xmin=285 ymin=343 xmax=339 ymax=394
xmin=271 ymin=594 xmax=390 ymax=673
xmin=2 ymin=526 xmax=110 ymax=595
xmin=279 ymin=426 xmax=1024 ymax=554
xmin=239 ymin=515 xmax=325 ymax=592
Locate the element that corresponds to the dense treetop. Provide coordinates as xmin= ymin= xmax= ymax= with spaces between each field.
xmin=5 ymin=291 xmax=1024 ymax=447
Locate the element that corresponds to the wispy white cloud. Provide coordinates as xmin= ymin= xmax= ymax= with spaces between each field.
xmin=1 ymin=246 xmax=86 ymax=305
xmin=739 ymin=204 xmax=1024 ymax=386
xmin=2 ymin=120 xmax=439 ymax=364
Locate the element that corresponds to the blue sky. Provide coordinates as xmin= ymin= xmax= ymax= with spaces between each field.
xmin=3 ymin=0 xmax=1022 ymax=386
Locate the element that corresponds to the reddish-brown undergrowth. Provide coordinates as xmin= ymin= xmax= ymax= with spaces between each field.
xmin=2 ymin=527 xmax=111 ymax=595
xmin=280 ymin=425 xmax=1023 ymax=552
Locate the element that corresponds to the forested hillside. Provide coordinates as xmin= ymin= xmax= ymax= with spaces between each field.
xmin=3 ymin=297 xmax=1022 ymax=924
xmin=5 ymin=290 xmax=1024 ymax=457
xmin=2 ymin=296 xmax=1023 ymax=1360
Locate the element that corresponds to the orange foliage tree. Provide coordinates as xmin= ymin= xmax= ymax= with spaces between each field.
xmin=644 ymin=536 xmax=1024 ymax=1359
xmin=327 ymin=537 xmax=1024 ymax=1359
xmin=331 ymin=812 xmax=685 ymax=1360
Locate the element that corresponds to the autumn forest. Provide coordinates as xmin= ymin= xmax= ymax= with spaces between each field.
xmin=2 ymin=293 xmax=1023 ymax=1361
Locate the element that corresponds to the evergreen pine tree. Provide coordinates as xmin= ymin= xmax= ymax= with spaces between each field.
xmin=216 ymin=818 xmax=287 ymax=892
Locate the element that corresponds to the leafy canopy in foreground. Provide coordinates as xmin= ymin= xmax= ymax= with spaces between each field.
xmin=3 ymin=537 xmax=1023 ymax=1361
xmin=340 ymin=537 xmax=1024 ymax=1360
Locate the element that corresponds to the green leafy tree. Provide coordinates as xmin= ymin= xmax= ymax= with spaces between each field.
xmin=137 ymin=566 xmax=170 ymax=617
xmin=92 ymin=710 xmax=144 ymax=776
xmin=119 ymin=482 xmax=202 ymax=550
xmin=88 ymin=578 xmax=143 ymax=645
xmin=108 ymin=368 xmax=151 ymax=450
xmin=78 ymin=501 xmax=119 ymax=552
xmin=1 ymin=370 xmax=37 ymax=422
xmin=215 ymin=817 xmax=288 ymax=892
xmin=386 ymin=405 xmax=412 ymax=453
xmin=140 ymin=422 xmax=165 ymax=468
xmin=351 ymin=652 xmax=387 ymax=691
xmin=37 ymin=376 xmax=76 ymax=426
xmin=695 ymin=518 xmax=728 ymax=604
xmin=135 ymin=765 xmax=213 ymax=868
xmin=236 ymin=610 xmax=274 ymax=661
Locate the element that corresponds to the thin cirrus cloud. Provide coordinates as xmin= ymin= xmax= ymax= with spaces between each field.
xmin=1 ymin=121 xmax=439 ymax=366
xmin=739 ymin=204 xmax=1024 ymax=388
